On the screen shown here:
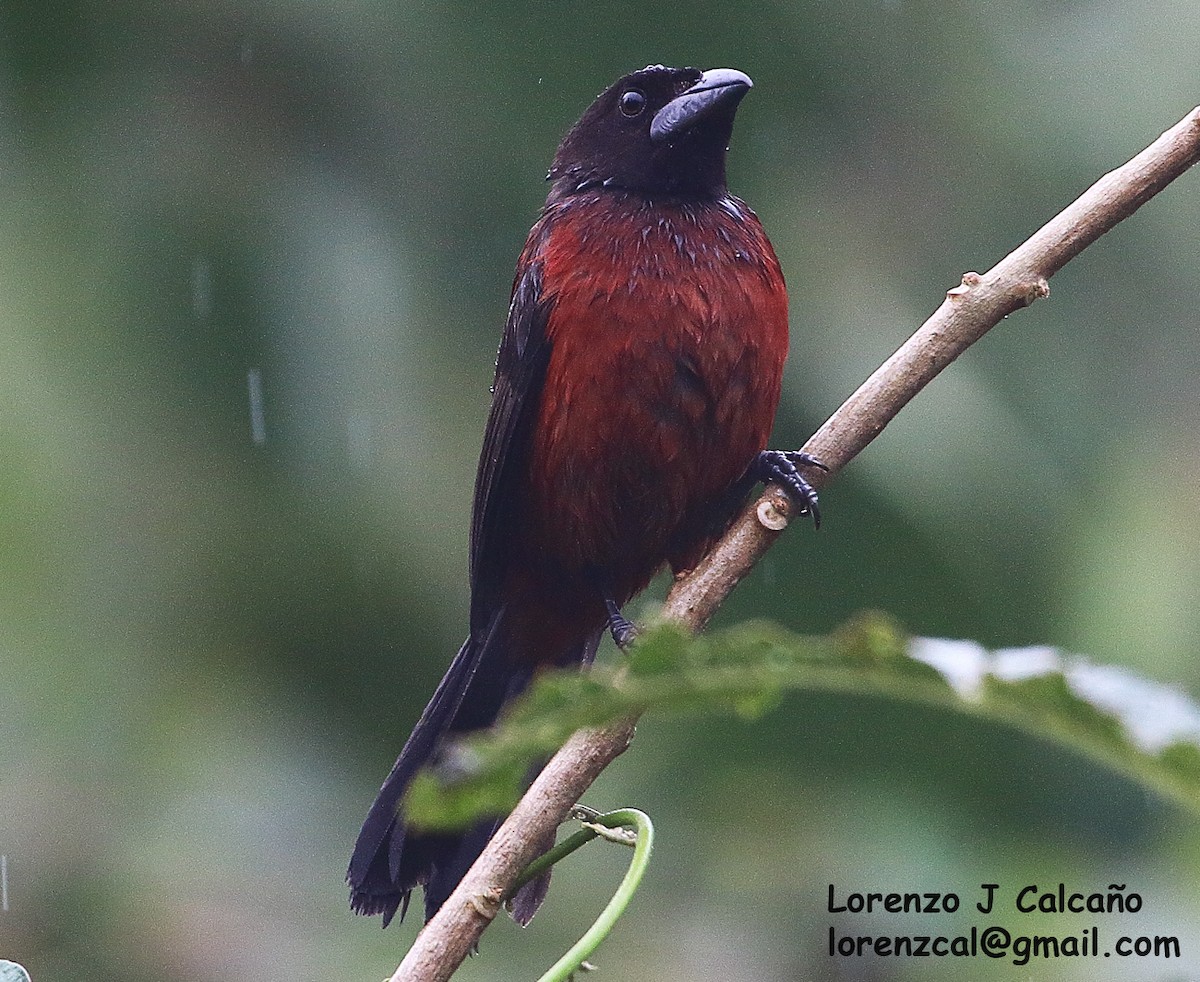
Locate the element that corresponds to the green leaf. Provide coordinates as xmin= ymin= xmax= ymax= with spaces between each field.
xmin=403 ymin=615 xmax=1200 ymax=830
xmin=912 ymin=637 xmax=1200 ymax=808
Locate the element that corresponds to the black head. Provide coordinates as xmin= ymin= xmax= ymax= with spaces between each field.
xmin=547 ymin=65 xmax=754 ymax=201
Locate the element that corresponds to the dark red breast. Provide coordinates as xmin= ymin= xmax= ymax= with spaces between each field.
xmin=513 ymin=190 xmax=788 ymax=625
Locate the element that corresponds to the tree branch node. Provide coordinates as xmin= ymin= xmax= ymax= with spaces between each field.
xmin=467 ymin=887 xmax=504 ymax=920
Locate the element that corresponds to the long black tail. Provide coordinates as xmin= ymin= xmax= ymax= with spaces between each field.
xmin=347 ymin=611 xmax=598 ymax=926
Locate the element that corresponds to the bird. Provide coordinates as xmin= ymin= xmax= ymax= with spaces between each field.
xmin=348 ymin=64 xmax=820 ymax=927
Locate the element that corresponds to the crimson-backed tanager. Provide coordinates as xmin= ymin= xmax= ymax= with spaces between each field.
xmin=348 ymin=64 xmax=821 ymax=926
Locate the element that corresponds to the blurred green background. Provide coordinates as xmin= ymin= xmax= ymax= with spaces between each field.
xmin=1 ymin=1 xmax=1198 ymax=979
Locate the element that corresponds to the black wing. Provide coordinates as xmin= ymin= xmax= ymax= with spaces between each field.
xmin=467 ymin=244 xmax=554 ymax=633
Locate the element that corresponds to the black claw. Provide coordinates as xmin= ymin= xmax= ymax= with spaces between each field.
xmin=754 ymin=449 xmax=825 ymax=529
xmin=790 ymin=451 xmax=829 ymax=473
xmin=604 ymin=598 xmax=639 ymax=650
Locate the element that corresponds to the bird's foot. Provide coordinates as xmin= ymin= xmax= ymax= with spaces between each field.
xmin=604 ymin=598 xmax=639 ymax=650
xmin=753 ymin=450 xmax=827 ymax=529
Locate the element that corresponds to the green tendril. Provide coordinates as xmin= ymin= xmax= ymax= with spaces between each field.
xmin=508 ymin=807 xmax=654 ymax=982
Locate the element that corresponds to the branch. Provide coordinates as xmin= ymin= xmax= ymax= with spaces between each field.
xmin=387 ymin=104 xmax=1200 ymax=982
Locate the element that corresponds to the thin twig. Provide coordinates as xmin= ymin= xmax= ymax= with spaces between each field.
xmin=386 ymin=104 xmax=1200 ymax=982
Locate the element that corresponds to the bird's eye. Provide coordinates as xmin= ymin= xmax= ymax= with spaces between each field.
xmin=618 ymin=89 xmax=646 ymax=118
